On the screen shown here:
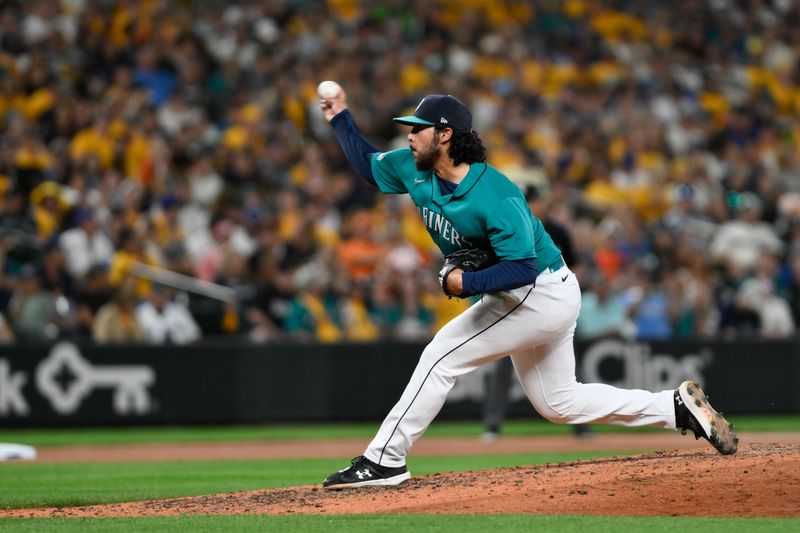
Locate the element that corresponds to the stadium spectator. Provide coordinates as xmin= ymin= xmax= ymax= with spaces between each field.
xmin=577 ymin=272 xmax=635 ymax=340
xmin=0 ymin=188 xmax=37 ymax=238
xmin=736 ymin=254 xmax=796 ymax=338
xmin=0 ymin=310 xmax=14 ymax=344
xmin=109 ymin=226 xmax=156 ymax=297
xmin=0 ymin=0 xmax=797 ymax=345
xmin=58 ymin=207 xmax=114 ymax=279
xmin=135 ymin=284 xmax=202 ymax=345
xmin=7 ymin=264 xmax=56 ymax=342
xmin=74 ymin=265 xmax=112 ymax=339
xmin=92 ymin=279 xmax=146 ymax=344
xmin=622 ymin=269 xmax=677 ymax=341
xmin=337 ymin=210 xmax=385 ymax=285
xmin=709 ymin=193 xmax=784 ymax=276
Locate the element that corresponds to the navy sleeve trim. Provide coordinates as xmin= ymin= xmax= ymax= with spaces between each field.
xmin=461 ymin=258 xmax=538 ymax=297
xmin=330 ymin=109 xmax=378 ymax=186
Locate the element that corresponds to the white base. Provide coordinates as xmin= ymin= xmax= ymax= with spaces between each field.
xmin=0 ymin=443 xmax=37 ymax=461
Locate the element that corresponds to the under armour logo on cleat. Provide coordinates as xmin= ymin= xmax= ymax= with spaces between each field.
xmin=355 ymin=469 xmax=372 ymax=480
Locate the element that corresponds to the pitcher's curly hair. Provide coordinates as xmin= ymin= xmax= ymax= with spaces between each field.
xmin=441 ymin=128 xmax=487 ymax=166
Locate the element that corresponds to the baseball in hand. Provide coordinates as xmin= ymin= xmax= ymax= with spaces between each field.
xmin=317 ymin=80 xmax=342 ymax=99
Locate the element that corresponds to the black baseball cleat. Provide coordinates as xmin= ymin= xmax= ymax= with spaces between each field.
xmin=322 ymin=455 xmax=410 ymax=489
xmin=674 ymin=380 xmax=738 ymax=455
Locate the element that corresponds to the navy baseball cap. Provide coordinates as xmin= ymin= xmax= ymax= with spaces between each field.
xmin=393 ymin=94 xmax=472 ymax=132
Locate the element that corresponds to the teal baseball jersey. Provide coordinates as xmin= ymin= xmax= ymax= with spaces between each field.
xmin=370 ymin=149 xmax=562 ymax=267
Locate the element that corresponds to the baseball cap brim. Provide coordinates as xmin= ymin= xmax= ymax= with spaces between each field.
xmin=393 ymin=115 xmax=436 ymax=127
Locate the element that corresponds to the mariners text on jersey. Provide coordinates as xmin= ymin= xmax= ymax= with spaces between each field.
xmin=370 ymin=148 xmax=562 ymax=267
xmin=419 ymin=206 xmax=472 ymax=247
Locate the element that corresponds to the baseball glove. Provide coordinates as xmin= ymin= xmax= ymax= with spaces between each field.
xmin=438 ymin=248 xmax=497 ymax=297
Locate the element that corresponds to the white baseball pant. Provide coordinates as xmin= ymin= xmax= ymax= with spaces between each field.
xmin=364 ymin=264 xmax=677 ymax=468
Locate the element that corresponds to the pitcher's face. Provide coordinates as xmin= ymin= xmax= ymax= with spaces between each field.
xmin=408 ymin=124 xmax=441 ymax=171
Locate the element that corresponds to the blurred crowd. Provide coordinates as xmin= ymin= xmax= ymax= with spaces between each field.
xmin=0 ymin=0 xmax=798 ymax=346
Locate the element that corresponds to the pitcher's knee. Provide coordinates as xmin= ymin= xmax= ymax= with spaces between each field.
xmin=534 ymin=398 xmax=579 ymax=424
xmin=419 ymin=341 xmax=468 ymax=374
xmin=419 ymin=344 xmax=444 ymax=369
xmin=417 ymin=345 xmax=457 ymax=382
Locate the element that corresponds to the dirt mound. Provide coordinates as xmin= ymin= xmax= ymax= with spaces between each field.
xmin=4 ymin=443 xmax=798 ymax=518
xmin=30 ymin=431 xmax=800 ymax=464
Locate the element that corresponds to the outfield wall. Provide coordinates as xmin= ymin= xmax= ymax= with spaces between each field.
xmin=0 ymin=339 xmax=797 ymax=426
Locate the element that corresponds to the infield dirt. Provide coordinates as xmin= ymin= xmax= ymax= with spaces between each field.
xmin=2 ymin=437 xmax=799 ymax=519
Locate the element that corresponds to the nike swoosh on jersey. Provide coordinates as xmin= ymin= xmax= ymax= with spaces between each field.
xmin=414 ymin=177 xmax=425 ymax=184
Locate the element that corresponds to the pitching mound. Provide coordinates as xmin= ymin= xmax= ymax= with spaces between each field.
xmin=5 ymin=443 xmax=798 ymax=518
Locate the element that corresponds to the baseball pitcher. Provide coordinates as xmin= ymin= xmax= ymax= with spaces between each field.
xmin=319 ymin=88 xmax=737 ymax=489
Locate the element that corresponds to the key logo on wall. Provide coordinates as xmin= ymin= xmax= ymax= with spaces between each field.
xmin=0 ymin=342 xmax=156 ymax=416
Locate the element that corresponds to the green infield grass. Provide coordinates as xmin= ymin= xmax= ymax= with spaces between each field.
xmin=0 ymin=414 xmax=798 ymax=447
xmin=0 ymin=514 xmax=798 ymax=532
xmin=0 ymin=451 xmax=637 ymax=509
xmin=0 ymin=417 xmax=797 ymax=531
